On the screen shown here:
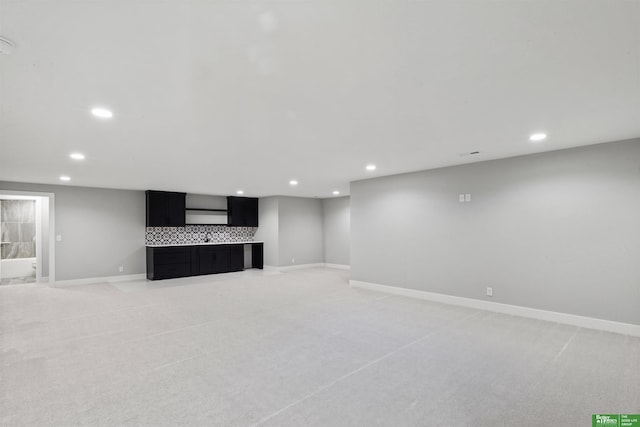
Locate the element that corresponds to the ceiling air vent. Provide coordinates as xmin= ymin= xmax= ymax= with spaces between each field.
xmin=0 ymin=36 xmax=16 ymax=55
xmin=459 ymin=151 xmax=480 ymax=157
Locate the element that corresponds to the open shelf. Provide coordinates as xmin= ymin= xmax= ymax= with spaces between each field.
xmin=185 ymin=208 xmax=228 ymax=225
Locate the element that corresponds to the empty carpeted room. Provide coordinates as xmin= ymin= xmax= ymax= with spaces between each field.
xmin=1 ymin=1 xmax=639 ymax=426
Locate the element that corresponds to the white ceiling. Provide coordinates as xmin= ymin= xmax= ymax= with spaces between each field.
xmin=1 ymin=0 xmax=639 ymax=197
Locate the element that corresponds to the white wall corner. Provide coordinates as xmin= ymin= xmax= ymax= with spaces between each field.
xmin=349 ymin=280 xmax=640 ymax=337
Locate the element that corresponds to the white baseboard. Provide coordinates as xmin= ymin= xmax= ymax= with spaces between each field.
xmin=349 ymin=280 xmax=640 ymax=337
xmin=53 ymin=273 xmax=146 ymax=287
xmin=265 ymin=263 xmax=351 ymax=272
xmin=278 ymin=263 xmax=326 ymax=272
xmin=324 ymin=263 xmax=350 ymax=270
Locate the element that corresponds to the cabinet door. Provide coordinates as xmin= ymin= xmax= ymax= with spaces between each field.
xmin=146 ymin=191 xmax=186 ymax=227
xmin=227 ymin=196 xmax=258 ymax=227
xmin=167 ymin=193 xmax=186 ymax=227
xmin=251 ymin=243 xmax=263 ymax=269
xmin=227 ymin=196 xmax=244 ymax=226
xmin=229 ymin=244 xmax=245 ymax=272
xmin=214 ymin=246 xmax=231 ymax=273
xmin=147 ymin=246 xmax=192 ymax=280
xmin=244 ymin=198 xmax=258 ymax=227
xmin=154 ymin=247 xmax=191 ymax=265
xmin=146 ymin=191 xmax=169 ymax=226
xmin=197 ymin=246 xmax=230 ymax=274
xmin=154 ymin=263 xmax=191 ymax=280
xmin=197 ymin=246 xmax=218 ymax=275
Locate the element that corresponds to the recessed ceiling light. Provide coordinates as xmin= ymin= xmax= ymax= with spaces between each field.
xmin=529 ymin=133 xmax=547 ymax=142
xmin=91 ymin=107 xmax=113 ymax=119
xmin=59 ymin=175 xmax=71 ymax=181
xmin=289 ymin=180 xmax=298 ymax=186
xmin=366 ymin=164 xmax=376 ymax=171
xmin=69 ymin=153 xmax=85 ymax=160
xmin=236 ymin=190 xmax=244 ymax=195
xmin=333 ymin=191 xmax=340 ymax=195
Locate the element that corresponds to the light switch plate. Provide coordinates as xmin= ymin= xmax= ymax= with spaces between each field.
xmin=465 ymin=194 xmax=471 ymax=202
xmin=459 ymin=194 xmax=465 ymax=202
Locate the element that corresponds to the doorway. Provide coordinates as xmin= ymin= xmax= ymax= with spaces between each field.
xmin=0 ymin=191 xmax=55 ymax=284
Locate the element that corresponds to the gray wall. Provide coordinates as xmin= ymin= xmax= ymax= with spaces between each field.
xmin=350 ymin=139 xmax=640 ymax=326
xmin=322 ymin=197 xmax=350 ymax=266
xmin=254 ymin=196 xmax=279 ymax=267
xmin=278 ymin=197 xmax=324 ymax=267
xmin=0 ymin=181 xmax=145 ymax=281
xmin=252 ymin=195 xmax=325 ymax=268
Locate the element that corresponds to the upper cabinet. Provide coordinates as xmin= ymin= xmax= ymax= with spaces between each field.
xmin=227 ymin=196 xmax=259 ymax=227
xmin=146 ymin=190 xmax=186 ymax=227
xmin=146 ymin=192 xmax=257 ymax=227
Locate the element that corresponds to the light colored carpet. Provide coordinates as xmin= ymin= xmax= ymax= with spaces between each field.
xmin=0 ymin=276 xmax=36 ymax=286
xmin=1 ymin=267 xmax=638 ymax=426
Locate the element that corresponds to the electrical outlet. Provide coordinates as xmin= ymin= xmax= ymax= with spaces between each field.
xmin=486 ymin=287 xmax=493 ymax=297
xmin=119 ymin=266 xmax=124 ymax=273
xmin=465 ymin=194 xmax=471 ymax=202
xmin=459 ymin=194 xmax=465 ymax=202
xmin=56 ymin=235 xmax=62 ymax=242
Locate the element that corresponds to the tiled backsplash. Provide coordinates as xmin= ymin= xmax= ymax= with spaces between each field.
xmin=146 ymin=225 xmax=257 ymax=245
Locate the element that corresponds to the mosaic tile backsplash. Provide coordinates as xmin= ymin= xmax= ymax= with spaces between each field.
xmin=146 ymin=225 xmax=257 ymax=245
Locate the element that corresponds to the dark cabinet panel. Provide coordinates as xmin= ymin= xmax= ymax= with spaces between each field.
xmin=244 ymin=198 xmax=258 ymax=227
xmin=214 ymin=247 xmax=231 ymax=273
xmin=147 ymin=242 xmax=263 ymax=281
xmin=229 ymin=244 xmax=245 ymax=272
xmin=146 ymin=246 xmax=192 ymax=280
xmin=196 ymin=246 xmax=216 ymax=275
xmin=146 ymin=190 xmax=186 ymax=227
xmin=153 ymin=263 xmax=191 ymax=280
xmin=197 ymin=245 xmax=230 ymax=275
xmin=168 ymin=193 xmax=186 ymax=226
xmin=251 ymin=243 xmax=264 ymax=269
xmin=154 ymin=247 xmax=191 ymax=265
xmin=227 ymin=196 xmax=259 ymax=227
xmin=146 ymin=191 xmax=168 ymax=226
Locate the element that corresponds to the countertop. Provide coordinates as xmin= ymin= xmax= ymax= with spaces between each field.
xmin=146 ymin=241 xmax=263 ymax=248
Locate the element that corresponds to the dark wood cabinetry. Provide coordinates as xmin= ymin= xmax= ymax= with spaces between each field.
xmin=251 ymin=243 xmax=264 ymax=269
xmin=146 ymin=247 xmax=192 ymax=280
xmin=229 ymin=244 xmax=245 ymax=272
xmin=147 ymin=243 xmax=261 ymax=280
xmin=146 ymin=191 xmax=186 ymax=227
xmin=197 ymin=245 xmax=231 ymax=275
xmin=146 ymin=192 xmax=257 ymax=227
xmin=227 ymin=197 xmax=259 ymax=227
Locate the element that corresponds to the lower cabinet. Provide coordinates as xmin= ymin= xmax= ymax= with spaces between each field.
xmin=147 ymin=243 xmax=258 ymax=280
xmin=229 ymin=244 xmax=245 ymax=272
xmin=146 ymin=247 xmax=192 ymax=280
xmin=197 ymin=245 xmax=231 ymax=275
